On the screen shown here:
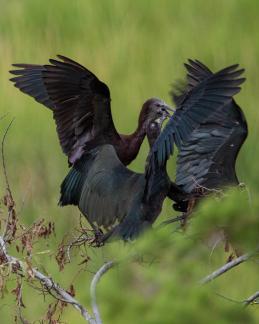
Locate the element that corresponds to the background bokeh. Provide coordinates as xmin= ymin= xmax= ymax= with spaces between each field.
xmin=0 ymin=0 xmax=259 ymax=323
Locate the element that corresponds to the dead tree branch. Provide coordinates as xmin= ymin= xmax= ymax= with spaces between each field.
xmin=1 ymin=118 xmax=15 ymax=192
xmin=1 ymin=119 xmax=17 ymax=242
xmin=90 ymin=261 xmax=115 ymax=324
xmin=200 ymin=252 xmax=256 ymax=285
xmin=243 ymin=291 xmax=259 ymax=306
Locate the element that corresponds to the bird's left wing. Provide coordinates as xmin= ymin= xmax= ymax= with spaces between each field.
xmin=171 ymin=59 xmax=213 ymax=106
xmin=175 ymin=99 xmax=247 ymax=193
xmin=145 ymin=61 xmax=246 ymax=197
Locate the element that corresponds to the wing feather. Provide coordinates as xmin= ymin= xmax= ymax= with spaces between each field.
xmin=176 ymin=101 xmax=247 ymax=193
xmin=10 ymin=55 xmax=120 ymax=164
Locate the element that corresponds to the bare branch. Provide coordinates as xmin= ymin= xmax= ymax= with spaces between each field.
xmin=1 ymin=119 xmax=17 ymax=242
xmin=216 ymin=290 xmax=259 ymax=306
xmin=0 ymin=235 xmax=95 ymax=323
xmin=200 ymin=252 xmax=256 ymax=285
xmin=1 ymin=118 xmax=15 ymax=193
xmin=243 ymin=291 xmax=259 ymax=306
xmin=90 ymin=261 xmax=115 ymax=324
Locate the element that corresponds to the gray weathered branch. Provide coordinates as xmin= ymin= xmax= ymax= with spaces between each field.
xmin=243 ymin=291 xmax=259 ymax=306
xmin=200 ymin=252 xmax=255 ymax=285
xmin=90 ymin=261 xmax=115 ymax=324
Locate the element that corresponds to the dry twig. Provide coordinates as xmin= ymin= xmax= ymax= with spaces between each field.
xmin=0 ymin=235 xmax=96 ymax=323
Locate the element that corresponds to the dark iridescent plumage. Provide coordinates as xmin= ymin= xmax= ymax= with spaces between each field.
xmin=147 ymin=60 xmax=247 ymax=211
xmin=10 ymin=58 xmax=248 ymax=241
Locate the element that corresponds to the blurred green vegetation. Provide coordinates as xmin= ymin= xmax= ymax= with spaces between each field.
xmin=0 ymin=0 xmax=259 ymax=323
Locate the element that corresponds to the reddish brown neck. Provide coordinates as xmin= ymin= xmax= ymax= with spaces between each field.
xmin=118 ymin=118 xmax=147 ymax=165
xmin=127 ymin=123 xmax=147 ymax=150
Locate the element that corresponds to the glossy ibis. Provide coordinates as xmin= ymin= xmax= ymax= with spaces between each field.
xmin=59 ymin=60 xmax=246 ymax=241
xmin=10 ymin=55 xmax=173 ymax=166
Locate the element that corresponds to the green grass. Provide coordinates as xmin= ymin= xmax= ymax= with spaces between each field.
xmin=1 ymin=0 xmax=259 ymax=323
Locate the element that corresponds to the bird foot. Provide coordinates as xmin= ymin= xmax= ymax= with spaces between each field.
xmin=89 ymin=229 xmax=105 ymax=247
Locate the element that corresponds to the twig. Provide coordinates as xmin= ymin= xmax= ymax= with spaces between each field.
xmin=200 ymin=252 xmax=255 ymax=285
xmin=157 ymin=214 xmax=186 ymax=228
xmin=1 ymin=118 xmax=15 ymax=192
xmin=90 ymin=261 xmax=115 ymax=324
xmin=243 ymin=291 xmax=259 ymax=306
xmin=66 ymin=233 xmax=90 ymax=263
xmin=0 ymin=235 xmax=95 ymax=323
xmin=215 ymin=292 xmax=242 ymax=304
xmin=1 ymin=119 xmax=16 ymax=242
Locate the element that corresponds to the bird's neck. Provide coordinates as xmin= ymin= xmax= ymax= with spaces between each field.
xmin=119 ymin=119 xmax=147 ymax=164
xmin=123 ymin=123 xmax=146 ymax=153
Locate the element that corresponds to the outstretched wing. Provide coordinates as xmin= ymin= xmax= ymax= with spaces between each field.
xmin=171 ymin=59 xmax=213 ymax=106
xmin=146 ymin=61 xmax=246 ymax=196
xmin=10 ymin=55 xmax=120 ymax=164
xmin=176 ymin=100 xmax=247 ymax=193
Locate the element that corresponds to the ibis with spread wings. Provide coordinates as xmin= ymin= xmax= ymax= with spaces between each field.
xmin=10 ymin=58 xmax=247 ymax=241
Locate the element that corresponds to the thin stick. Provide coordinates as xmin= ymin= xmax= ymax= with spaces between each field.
xmin=90 ymin=261 xmax=115 ymax=324
xmin=200 ymin=252 xmax=255 ymax=285
xmin=243 ymin=291 xmax=259 ymax=306
xmin=1 ymin=118 xmax=15 ymax=192
xmin=1 ymin=119 xmax=16 ymax=241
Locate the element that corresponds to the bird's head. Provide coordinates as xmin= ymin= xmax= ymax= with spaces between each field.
xmin=139 ymin=98 xmax=174 ymax=147
xmin=139 ymin=98 xmax=174 ymax=131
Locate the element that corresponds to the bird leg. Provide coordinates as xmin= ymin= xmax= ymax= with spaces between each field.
xmin=158 ymin=197 xmax=197 ymax=228
xmin=167 ymin=182 xmax=187 ymax=202
xmin=180 ymin=198 xmax=196 ymax=228
xmin=158 ymin=214 xmax=186 ymax=227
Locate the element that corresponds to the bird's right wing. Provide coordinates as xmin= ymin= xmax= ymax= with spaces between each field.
xmin=10 ymin=55 xmax=120 ymax=164
xmin=145 ymin=61 xmax=246 ymax=198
